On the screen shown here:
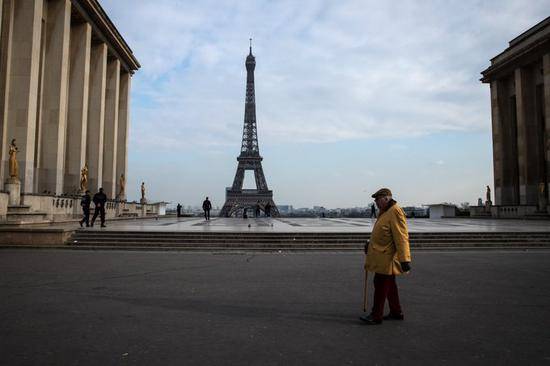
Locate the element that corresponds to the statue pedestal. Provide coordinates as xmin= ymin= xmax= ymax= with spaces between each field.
xmin=5 ymin=178 xmax=21 ymax=206
xmin=141 ymin=204 xmax=147 ymax=217
xmin=140 ymin=198 xmax=147 ymax=204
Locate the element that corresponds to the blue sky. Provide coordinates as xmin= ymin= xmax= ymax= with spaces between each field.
xmin=102 ymin=0 xmax=548 ymax=208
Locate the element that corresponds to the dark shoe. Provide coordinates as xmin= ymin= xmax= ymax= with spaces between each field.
xmin=359 ymin=314 xmax=382 ymax=325
xmin=383 ymin=313 xmax=404 ymax=320
xmin=79 ymin=221 xmax=83 ymax=228
xmin=101 ymin=224 xmax=106 ymax=228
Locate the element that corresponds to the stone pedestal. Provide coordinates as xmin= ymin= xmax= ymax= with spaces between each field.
xmin=115 ymin=201 xmax=124 ymax=217
xmin=538 ymin=196 xmax=548 ymax=212
xmin=5 ymin=178 xmax=21 ymax=206
xmin=140 ymin=197 xmax=147 ymax=204
xmin=141 ymin=204 xmax=146 ymax=217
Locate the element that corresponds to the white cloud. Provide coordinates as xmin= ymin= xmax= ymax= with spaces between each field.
xmin=101 ymin=0 xmax=548 ymax=150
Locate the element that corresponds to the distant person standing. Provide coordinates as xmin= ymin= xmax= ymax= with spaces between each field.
xmin=176 ymin=203 xmax=182 ymax=217
xmin=264 ymin=202 xmax=271 ymax=217
xmin=370 ymin=202 xmax=377 ymax=218
xmin=255 ymin=201 xmax=261 ymax=217
xmin=79 ymin=190 xmax=91 ymax=227
xmin=91 ymin=188 xmax=108 ymax=228
xmin=202 ymin=197 xmax=212 ymax=220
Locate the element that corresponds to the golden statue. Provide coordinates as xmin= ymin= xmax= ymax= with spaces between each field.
xmin=141 ymin=181 xmax=146 ymax=200
xmin=119 ymin=173 xmax=126 ymax=196
xmin=80 ymin=163 xmax=88 ymax=191
xmin=8 ymin=139 xmax=18 ymax=179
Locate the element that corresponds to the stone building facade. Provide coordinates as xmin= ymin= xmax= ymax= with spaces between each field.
xmin=0 ymin=0 xmax=168 ymax=224
xmin=481 ymin=16 xmax=550 ymax=218
xmin=0 ymin=0 xmax=139 ymax=198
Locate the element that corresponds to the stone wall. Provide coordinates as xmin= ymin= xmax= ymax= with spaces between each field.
xmin=491 ymin=205 xmax=540 ymax=218
xmin=0 ymin=192 xmax=8 ymax=221
xmin=0 ymin=193 xmax=166 ymax=224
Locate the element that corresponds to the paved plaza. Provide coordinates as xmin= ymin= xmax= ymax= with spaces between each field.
xmin=69 ymin=216 xmax=550 ymax=233
xmin=1 ymin=249 xmax=550 ymax=365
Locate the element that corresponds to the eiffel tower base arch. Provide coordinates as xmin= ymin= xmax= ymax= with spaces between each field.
xmin=220 ymin=189 xmax=279 ymax=217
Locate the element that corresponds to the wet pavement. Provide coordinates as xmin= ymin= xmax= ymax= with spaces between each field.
xmin=66 ymin=216 xmax=550 ymax=233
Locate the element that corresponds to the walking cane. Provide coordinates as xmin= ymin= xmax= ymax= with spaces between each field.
xmin=363 ymin=240 xmax=369 ymax=313
xmin=363 ymin=269 xmax=368 ymax=313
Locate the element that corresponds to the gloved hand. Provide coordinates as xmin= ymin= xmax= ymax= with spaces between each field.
xmin=400 ymin=262 xmax=411 ymax=272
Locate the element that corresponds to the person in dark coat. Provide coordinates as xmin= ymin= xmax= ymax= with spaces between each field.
xmin=79 ymin=190 xmax=91 ymax=227
xmin=202 ymin=197 xmax=212 ymax=220
xmin=91 ymin=187 xmax=108 ymax=228
xmin=176 ymin=203 xmax=182 ymax=217
xmin=370 ymin=202 xmax=377 ymax=218
xmin=255 ymin=201 xmax=261 ymax=217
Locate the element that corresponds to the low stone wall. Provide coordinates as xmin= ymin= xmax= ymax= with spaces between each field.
xmin=21 ymin=194 xmax=79 ymax=221
xmin=0 ymin=227 xmax=73 ymax=246
xmin=469 ymin=206 xmax=492 ymax=217
xmin=0 ymin=193 xmax=167 ymax=224
xmin=491 ymin=205 xmax=538 ymax=218
xmin=0 ymin=192 xmax=8 ymax=221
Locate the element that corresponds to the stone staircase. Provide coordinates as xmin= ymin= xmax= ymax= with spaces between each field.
xmin=67 ymin=231 xmax=550 ymax=250
xmin=6 ymin=205 xmax=49 ymax=224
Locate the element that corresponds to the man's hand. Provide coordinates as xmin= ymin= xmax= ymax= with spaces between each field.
xmin=400 ymin=262 xmax=411 ymax=272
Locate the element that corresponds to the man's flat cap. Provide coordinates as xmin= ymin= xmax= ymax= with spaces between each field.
xmin=371 ymin=188 xmax=392 ymax=198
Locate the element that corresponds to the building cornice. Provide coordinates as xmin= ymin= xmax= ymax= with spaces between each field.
xmin=480 ymin=16 xmax=550 ymax=83
xmin=72 ymin=0 xmax=140 ymax=73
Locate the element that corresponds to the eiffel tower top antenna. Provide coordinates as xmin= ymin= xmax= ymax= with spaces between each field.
xmin=249 ymin=38 xmax=252 ymax=53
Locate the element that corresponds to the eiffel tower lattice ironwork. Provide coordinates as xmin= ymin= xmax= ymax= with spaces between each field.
xmin=220 ymin=43 xmax=278 ymax=217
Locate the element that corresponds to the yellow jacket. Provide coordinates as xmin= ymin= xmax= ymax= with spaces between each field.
xmin=365 ymin=202 xmax=411 ymax=275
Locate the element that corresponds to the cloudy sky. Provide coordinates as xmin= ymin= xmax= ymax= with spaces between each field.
xmin=102 ymin=0 xmax=547 ymax=209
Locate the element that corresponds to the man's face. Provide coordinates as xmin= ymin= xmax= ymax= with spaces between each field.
xmin=374 ymin=196 xmax=389 ymax=210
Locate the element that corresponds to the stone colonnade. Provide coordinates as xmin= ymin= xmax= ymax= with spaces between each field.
xmin=482 ymin=19 xmax=550 ymax=210
xmin=0 ymin=0 xmax=139 ymax=199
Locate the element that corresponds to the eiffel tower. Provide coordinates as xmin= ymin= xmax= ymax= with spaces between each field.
xmin=220 ymin=42 xmax=279 ymax=217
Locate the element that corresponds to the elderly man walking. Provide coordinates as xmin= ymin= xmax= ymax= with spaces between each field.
xmin=361 ymin=188 xmax=411 ymax=325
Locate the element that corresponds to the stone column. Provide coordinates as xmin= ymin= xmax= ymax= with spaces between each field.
xmin=116 ymin=71 xmax=131 ymax=200
xmin=102 ymin=58 xmax=119 ymax=198
xmin=492 ymin=78 xmax=520 ymax=206
xmin=0 ymin=0 xmax=14 ymax=184
xmin=4 ymin=0 xmax=43 ymax=193
xmin=37 ymin=0 xmax=71 ymax=195
xmin=490 ymin=80 xmax=504 ymax=206
xmin=64 ymin=22 xmax=91 ymax=194
xmin=544 ymin=54 xmax=550 ymax=209
xmin=515 ymin=67 xmax=539 ymax=205
xmin=86 ymin=43 xmax=107 ymax=192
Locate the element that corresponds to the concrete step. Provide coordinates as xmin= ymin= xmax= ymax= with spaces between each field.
xmin=68 ymin=242 xmax=550 ymax=250
xmin=67 ymin=231 xmax=550 ymax=250
xmin=69 ymin=237 xmax=550 ymax=244
xmin=70 ymin=231 xmax=550 ymax=236
xmin=7 ymin=205 xmax=32 ymax=214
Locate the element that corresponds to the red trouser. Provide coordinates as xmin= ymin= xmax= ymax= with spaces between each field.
xmin=371 ymin=273 xmax=402 ymax=321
